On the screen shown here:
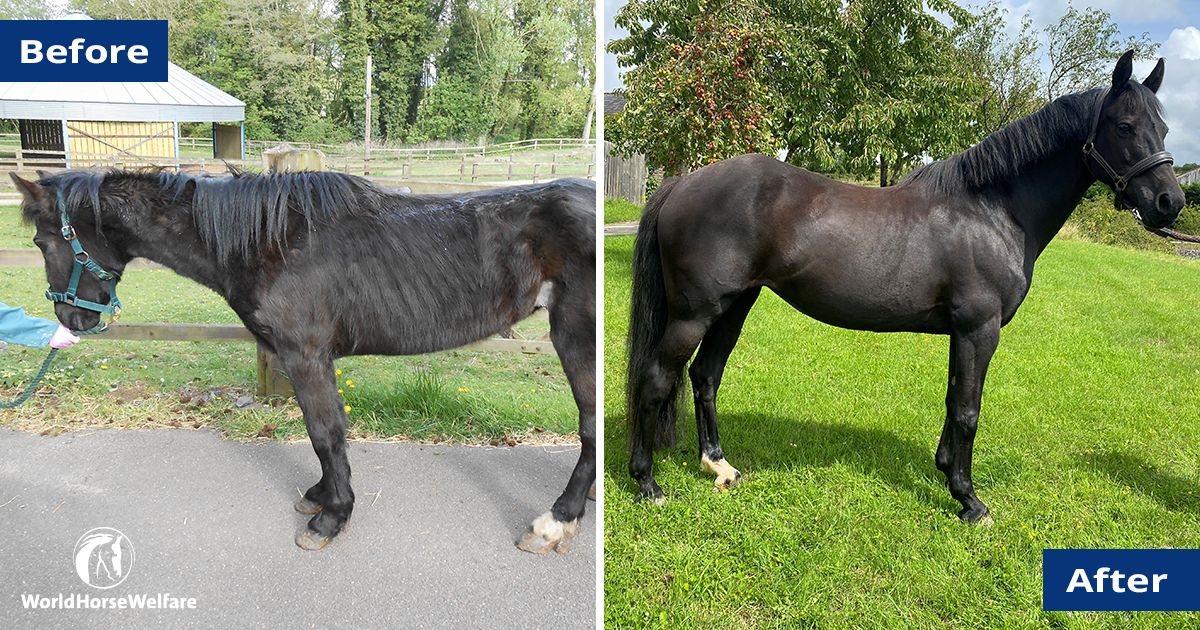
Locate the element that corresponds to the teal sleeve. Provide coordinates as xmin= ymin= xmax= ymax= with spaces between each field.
xmin=0 ymin=302 xmax=58 ymax=348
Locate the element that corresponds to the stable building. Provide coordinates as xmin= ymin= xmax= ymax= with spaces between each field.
xmin=0 ymin=62 xmax=245 ymax=168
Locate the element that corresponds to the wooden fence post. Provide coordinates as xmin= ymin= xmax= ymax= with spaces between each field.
xmin=254 ymin=144 xmax=327 ymax=397
xmin=256 ymin=343 xmax=293 ymax=397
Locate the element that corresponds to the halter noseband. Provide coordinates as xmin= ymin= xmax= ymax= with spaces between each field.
xmin=44 ymin=188 xmax=122 ymax=335
xmin=1082 ymin=87 xmax=1173 ymax=193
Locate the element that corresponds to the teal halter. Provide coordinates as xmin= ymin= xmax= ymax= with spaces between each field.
xmin=44 ymin=189 xmax=122 ymax=334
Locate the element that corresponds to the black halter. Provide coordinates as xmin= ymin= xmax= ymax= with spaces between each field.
xmin=1082 ymin=88 xmax=1173 ymax=193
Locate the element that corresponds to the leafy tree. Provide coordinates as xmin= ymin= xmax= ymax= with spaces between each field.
xmin=417 ymin=0 xmax=524 ymax=142
xmin=335 ymin=0 xmax=448 ymax=143
xmin=1043 ymin=1 xmax=1157 ymax=101
xmin=609 ymin=0 xmax=785 ymax=175
xmin=953 ymin=1 xmax=1042 ymax=138
xmin=609 ymin=0 xmax=983 ymax=182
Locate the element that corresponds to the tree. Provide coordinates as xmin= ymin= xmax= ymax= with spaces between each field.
xmin=608 ymin=0 xmax=984 ymax=182
xmin=811 ymin=0 xmax=983 ymax=185
xmin=417 ymin=0 xmax=524 ymax=142
xmin=1043 ymin=1 xmax=1157 ymax=101
xmin=953 ymin=1 xmax=1042 ymax=138
xmin=608 ymin=0 xmax=786 ymax=175
xmin=335 ymin=0 xmax=447 ymax=143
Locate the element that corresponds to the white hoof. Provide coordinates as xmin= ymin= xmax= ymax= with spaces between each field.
xmin=516 ymin=511 xmax=580 ymax=555
xmin=702 ymin=456 xmax=742 ymax=491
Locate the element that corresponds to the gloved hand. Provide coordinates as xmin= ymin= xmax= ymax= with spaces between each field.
xmin=49 ymin=325 xmax=80 ymax=349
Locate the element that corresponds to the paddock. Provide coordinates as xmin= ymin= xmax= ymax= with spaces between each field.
xmin=602 ymin=231 xmax=1200 ymax=627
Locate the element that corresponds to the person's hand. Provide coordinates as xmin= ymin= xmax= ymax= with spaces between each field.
xmin=49 ymin=325 xmax=80 ymax=349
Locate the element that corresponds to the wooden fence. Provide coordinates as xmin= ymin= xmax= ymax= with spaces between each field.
xmin=604 ymin=142 xmax=647 ymax=204
xmin=0 ymin=141 xmax=596 ymax=203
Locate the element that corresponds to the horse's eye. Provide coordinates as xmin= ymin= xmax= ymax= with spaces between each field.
xmin=1117 ymin=122 xmax=1134 ymax=134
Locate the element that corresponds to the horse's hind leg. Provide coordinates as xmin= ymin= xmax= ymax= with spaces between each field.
xmin=277 ymin=351 xmax=355 ymax=550
xmin=629 ymin=316 xmax=712 ymax=502
xmin=689 ymin=287 xmax=760 ymax=491
xmin=517 ymin=283 xmax=595 ymax=555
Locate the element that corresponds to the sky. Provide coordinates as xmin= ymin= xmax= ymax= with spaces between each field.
xmin=603 ymin=0 xmax=1200 ymax=163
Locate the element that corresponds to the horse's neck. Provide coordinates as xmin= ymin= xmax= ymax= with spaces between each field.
xmin=1001 ymin=145 xmax=1096 ymax=258
xmin=122 ymin=208 xmax=233 ymax=297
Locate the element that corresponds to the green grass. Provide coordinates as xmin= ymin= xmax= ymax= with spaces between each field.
xmin=603 ymin=234 xmax=1200 ymax=628
xmin=0 ymin=209 xmax=576 ymax=444
xmin=605 ymin=198 xmax=643 ymax=224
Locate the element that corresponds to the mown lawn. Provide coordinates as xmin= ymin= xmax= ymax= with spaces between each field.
xmin=0 ymin=209 xmax=576 ymax=443
xmin=603 ymin=234 xmax=1200 ymax=628
xmin=604 ymin=198 xmax=643 ymax=224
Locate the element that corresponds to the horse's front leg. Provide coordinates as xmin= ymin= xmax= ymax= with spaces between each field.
xmin=518 ymin=297 xmax=595 ymax=554
xmin=942 ymin=316 xmax=999 ymax=524
xmin=278 ymin=351 xmax=355 ymax=550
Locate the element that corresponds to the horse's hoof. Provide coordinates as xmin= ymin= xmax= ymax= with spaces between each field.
xmin=516 ymin=512 xmax=579 ymax=555
xmin=294 ymin=528 xmax=333 ymax=551
xmin=958 ymin=506 xmax=992 ymax=526
xmin=634 ymin=487 xmax=666 ymax=505
xmin=702 ymin=456 xmax=742 ymax=492
xmin=294 ymin=497 xmax=323 ymax=515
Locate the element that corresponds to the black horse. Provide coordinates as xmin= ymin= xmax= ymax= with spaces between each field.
xmin=11 ymin=167 xmax=596 ymax=553
xmin=626 ymin=52 xmax=1184 ymax=524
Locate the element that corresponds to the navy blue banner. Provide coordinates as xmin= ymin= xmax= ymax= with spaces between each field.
xmin=0 ymin=20 xmax=167 ymax=82
xmin=1043 ymin=549 xmax=1200 ymax=611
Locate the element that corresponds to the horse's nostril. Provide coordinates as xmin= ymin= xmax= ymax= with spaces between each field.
xmin=1158 ymin=192 xmax=1177 ymax=213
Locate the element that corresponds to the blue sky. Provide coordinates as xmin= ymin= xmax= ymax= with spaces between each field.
xmin=604 ymin=0 xmax=1200 ymax=162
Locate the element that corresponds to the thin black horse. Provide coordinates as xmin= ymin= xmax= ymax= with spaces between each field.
xmin=626 ymin=52 xmax=1184 ymax=524
xmin=11 ymin=167 xmax=595 ymax=553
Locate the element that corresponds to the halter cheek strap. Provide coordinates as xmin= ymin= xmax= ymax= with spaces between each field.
xmin=1083 ymin=88 xmax=1173 ymax=192
xmin=44 ymin=188 xmax=122 ymax=335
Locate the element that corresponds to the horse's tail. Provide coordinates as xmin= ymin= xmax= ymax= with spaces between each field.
xmin=627 ymin=177 xmax=684 ymax=452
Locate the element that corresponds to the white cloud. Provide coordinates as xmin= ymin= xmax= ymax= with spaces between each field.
xmin=1161 ymin=25 xmax=1200 ymax=58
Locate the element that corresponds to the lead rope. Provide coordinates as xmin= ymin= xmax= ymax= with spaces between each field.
xmin=0 ymin=348 xmax=59 ymax=409
xmin=0 ymin=322 xmax=110 ymax=410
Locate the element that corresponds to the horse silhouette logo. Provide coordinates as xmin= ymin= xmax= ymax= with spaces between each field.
xmin=73 ymin=527 xmax=134 ymax=589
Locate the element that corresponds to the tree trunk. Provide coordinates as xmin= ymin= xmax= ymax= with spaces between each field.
xmin=879 ymin=156 xmax=889 ymax=188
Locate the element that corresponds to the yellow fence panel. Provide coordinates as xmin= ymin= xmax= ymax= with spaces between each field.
xmin=67 ymin=121 xmax=176 ymax=167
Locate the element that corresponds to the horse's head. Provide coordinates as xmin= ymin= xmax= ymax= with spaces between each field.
xmin=1085 ymin=50 xmax=1184 ymax=230
xmin=9 ymin=173 xmax=127 ymax=333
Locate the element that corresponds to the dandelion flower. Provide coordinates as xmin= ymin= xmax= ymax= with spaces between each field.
xmin=344 ymin=405 xmax=352 ymax=413
xmin=345 ymin=379 xmax=353 ymax=386
xmin=335 ymin=369 xmax=343 ymax=376
xmin=458 ymin=387 xmax=470 ymax=393
xmin=338 ymin=389 xmax=344 ymax=395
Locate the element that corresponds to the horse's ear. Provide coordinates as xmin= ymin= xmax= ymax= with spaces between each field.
xmin=1143 ymin=58 xmax=1165 ymax=93
xmin=35 ymin=169 xmax=52 ymax=180
xmin=1112 ymin=49 xmax=1135 ymax=89
xmin=9 ymin=173 xmax=48 ymax=209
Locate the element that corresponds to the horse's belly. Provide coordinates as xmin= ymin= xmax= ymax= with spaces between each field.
xmin=767 ymin=277 xmax=950 ymax=334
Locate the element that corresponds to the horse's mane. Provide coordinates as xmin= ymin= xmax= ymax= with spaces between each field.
xmin=40 ymin=168 xmax=390 ymax=264
xmin=903 ymin=83 xmax=1164 ymax=194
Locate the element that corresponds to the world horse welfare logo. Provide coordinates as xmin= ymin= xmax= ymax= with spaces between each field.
xmin=73 ymin=527 xmax=134 ymax=589
xmin=20 ymin=527 xmax=198 ymax=610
